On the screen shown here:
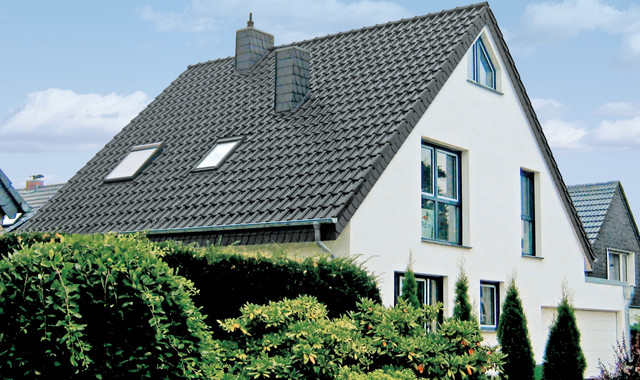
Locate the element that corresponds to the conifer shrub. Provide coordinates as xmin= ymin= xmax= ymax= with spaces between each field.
xmin=0 ymin=233 xmax=221 ymax=379
xmin=542 ymin=294 xmax=586 ymax=380
xmin=452 ymin=267 xmax=474 ymax=322
xmin=497 ymin=278 xmax=535 ymax=380
xmin=157 ymin=240 xmax=381 ymax=324
xmin=216 ymin=296 xmax=504 ymax=379
xmin=400 ymin=263 xmax=421 ymax=309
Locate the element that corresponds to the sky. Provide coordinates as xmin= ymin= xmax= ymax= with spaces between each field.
xmin=1 ymin=0 xmax=640 ymax=215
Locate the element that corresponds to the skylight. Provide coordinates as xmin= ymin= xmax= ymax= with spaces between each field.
xmin=104 ymin=143 xmax=163 ymax=182
xmin=195 ymin=139 xmax=242 ymax=170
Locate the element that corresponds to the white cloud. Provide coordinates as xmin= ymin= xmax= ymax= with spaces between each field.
xmin=595 ymin=101 xmax=640 ymax=117
xmin=138 ymin=0 xmax=411 ymax=44
xmin=541 ymin=119 xmax=589 ymax=150
xmin=0 ymin=89 xmax=149 ymax=152
xmin=532 ymin=98 xmax=566 ymax=120
xmin=590 ymin=117 xmax=640 ymax=149
xmin=510 ymin=0 xmax=640 ymax=60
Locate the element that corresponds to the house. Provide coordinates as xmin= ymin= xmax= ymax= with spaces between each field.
xmin=569 ymin=181 xmax=640 ymax=322
xmin=2 ymin=176 xmax=65 ymax=231
xmin=20 ymin=3 xmax=626 ymax=375
xmin=0 ymin=170 xmax=30 ymax=233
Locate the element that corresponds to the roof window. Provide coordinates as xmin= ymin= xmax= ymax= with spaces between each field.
xmin=104 ymin=143 xmax=163 ymax=182
xmin=194 ymin=138 xmax=242 ymax=171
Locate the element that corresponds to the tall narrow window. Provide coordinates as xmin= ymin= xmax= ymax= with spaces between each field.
xmin=421 ymin=143 xmax=461 ymax=244
xmin=480 ymin=281 xmax=499 ymax=328
xmin=473 ymin=38 xmax=496 ymax=89
xmin=521 ymin=170 xmax=535 ymax=256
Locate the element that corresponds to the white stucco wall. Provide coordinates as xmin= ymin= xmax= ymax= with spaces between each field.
xmin=338 ymin=28 xmax=626 ymax=376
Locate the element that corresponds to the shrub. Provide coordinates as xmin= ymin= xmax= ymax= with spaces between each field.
xmin=452 ymin=267 xmax=474 ymax=322
xmin=400 ymin=263 xmax=420 ymax=309
xmin=157 ymin=240 xmax=381 ymax=324
xmin=596 ymin=337 xmax=640 ymax=379
xmin=497 ymin=278 xmax=535 ymax=380
xmin=0 ymin=231 xmax=64 ymax=256
xmin=0 ymin=233 xmax=221 ymax=379
xmin=216 ymin=296 xmax=504 ymax=379
xmin=542 ymin=293 xmax=586 ymax=380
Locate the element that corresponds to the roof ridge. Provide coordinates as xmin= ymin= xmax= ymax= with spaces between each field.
xmin=187 ymin=2 xmax=488 ymax=70
xmin=567 ymin=180 xmax=619 ymax=189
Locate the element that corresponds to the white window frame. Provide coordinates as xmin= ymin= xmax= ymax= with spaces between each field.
xmin=193 ymin=137 xmax=243 ymax=171
xmin=480 ymin=281 xmax=499 ymax=329
xmin=607 ymin=248 xmax=635 ymax=284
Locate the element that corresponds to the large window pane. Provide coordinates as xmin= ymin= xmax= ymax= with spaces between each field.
xmin=437 ymin=203 xmax=459 ymax=243
xmin=436 ymin=151 xmax=457 ymax=200
xmin=609 ymin=253 xmax=621 ymax=281
xmin=421 ymin=146 xmax=433 ymax=195
xmin=417 ymin=279 xmax=427 ymax=305
xmin=421 ymin=199 xmax=435 ymax=240
xmin=522 ymin=220 xmax=534 ymax=256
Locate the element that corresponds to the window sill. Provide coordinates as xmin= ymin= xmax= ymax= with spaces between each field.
xmin=521 ymin=254 xmax=543 ymax=260
xmin=466 ymin=79 xmax=504 ymax=95
xmin=480 ymin=326 xmax=497 ymax=333
xmin=585 ymin=277 xmax=633 ymax=287
xmin=421 ymin=238 xmax=472 ymax=249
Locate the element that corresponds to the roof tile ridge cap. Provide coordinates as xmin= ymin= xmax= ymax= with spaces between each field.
xmin=616 ymin=182 xmax=640 ymax=243
xmin=275 ymin=2 xmax=488 ymax=50
xmin=566 ymin=180 xmax=620 ymax=190
xmin=188 ymin=55 xmax=235 ymax=69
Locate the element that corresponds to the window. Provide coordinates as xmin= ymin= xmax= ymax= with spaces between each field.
xmin=608 ymin=249 xmax=628 ymax=282
xmin=473 ymin=38 xmax=496 ymax=89
xmin=394 ymin=272 xmax=444 ymax=324
xmin=480 ymin=282 xmax=499 ymax=329
xmin=104 ymin=143 xmax=163 ymax=182
xmin=194 ymin=138 xmax=242 ymax=170
xmin=521 ymin=170 xmax=535 ymax=256
xmin=421 ymin=143 xmax=461 ymax=244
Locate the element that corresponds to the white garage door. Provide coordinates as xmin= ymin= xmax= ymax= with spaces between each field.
xmin=541 ymin=308 xmax=618 ymax=378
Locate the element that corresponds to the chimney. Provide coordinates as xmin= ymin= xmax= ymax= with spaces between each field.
xmin=235 ymin=13 xmax=274 ymax=72
xmin=25 ymin=174 xmax=44 ymax=190
xmin=275 ymin=46 xmax=311 ymax=112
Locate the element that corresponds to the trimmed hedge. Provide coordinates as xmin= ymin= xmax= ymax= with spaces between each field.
xmin=156 ymin=240 xmax=381 ymax=324
xmin=0 ymin=231 xmax=64 ymax=256
xmin=0 ymin=233 xmax=221 ymax=379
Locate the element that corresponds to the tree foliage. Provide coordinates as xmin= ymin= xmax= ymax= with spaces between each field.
xmin=0 ymin=233 xmax=221 ymax=379
xmin=496 ymin=278 xmax=535 ymax=380
xmin=216 ymin=296 xmax=504 ymax=379
xmin=542 ymin=294 xmax=586 ymax=380
xmin=452 ymin=267 xmax=474 ymax=322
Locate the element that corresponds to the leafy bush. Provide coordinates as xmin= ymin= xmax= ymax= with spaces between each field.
xmin=157 ymin=240 xmax=381 ymax=324
xmin=542 ymin=294 xmax=586 ymax=380
xmin=596 ymin=337 xmax=640 ymax=379
xmin=216 ymin=296 xmax=504 ymax=379
xmin=0 ymin=231 xmax=64 ymax=256
xmin=497 ymin=278 xmax=535 ymax=379
xmin=0 ymin=233 xmax=221 ymax=379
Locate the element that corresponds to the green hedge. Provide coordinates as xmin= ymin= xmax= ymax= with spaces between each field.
xmin=0 ymin=233 xmax=221 ymax=379
xmin=156 ymin=240 xmax=381 ymax=325
xmin=0 ymin=231 xmax=64 ymax=256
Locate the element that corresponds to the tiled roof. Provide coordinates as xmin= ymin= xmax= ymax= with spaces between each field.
xmin=23 ymin=3 xmax=489 ymax=234
xmin=18 ymin=3 xmax=596 ymax=265
xmin=567 ymin=181 xmax=619 ymax=243
xmin=18 ymin=184 xmax=65 ymax=213
xmin=0 ymin=170 xmax=30 ymax=219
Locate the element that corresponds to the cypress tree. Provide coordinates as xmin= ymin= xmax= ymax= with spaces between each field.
xmin=543 ymin=293 xmax=586 ymax=380
xmin=400 ymin=263 xmax=421 ymax=309
xmin=452 ymin=267 xmax=474 ymax=322
xmin=497 ymin=278 xmax=535 ymax=380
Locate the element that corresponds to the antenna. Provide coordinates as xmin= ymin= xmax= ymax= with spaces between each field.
xmin=247 ymin=12 xmax=254 ymax=28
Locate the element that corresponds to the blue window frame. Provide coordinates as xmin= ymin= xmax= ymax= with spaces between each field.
xmin=521 ymin=170 xmax=535 ymax=256
xmin=421 ymin=143 xmax=461 ymax=244
xmin=473 ymin=38 xmax=496 ymax=90
xmin=394 ymin=272 xmax=444 ymax=325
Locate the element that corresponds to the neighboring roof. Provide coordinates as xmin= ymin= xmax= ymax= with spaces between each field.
xmin=567 ymin=181 xmax=618 ymax=243
xmin=0 ymin=170 xmax=30 ymax=219
xmin=20 ymin=3 xmax=596 ymax=265
xmin=4 ymin=183 xmax=65 ymax=231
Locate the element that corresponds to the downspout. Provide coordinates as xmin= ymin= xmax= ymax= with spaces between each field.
xmin=313 ymin=221 xmax=335 ymax=258
xmin=624 ymin=285 xmax=635 ymax=346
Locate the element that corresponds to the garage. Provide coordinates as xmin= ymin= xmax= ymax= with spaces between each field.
xmin=541 ymin=307 xmax=619 ymax=378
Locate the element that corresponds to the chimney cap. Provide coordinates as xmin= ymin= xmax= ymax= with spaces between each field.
xmin=247 ymin=12 xmax=254 ymax=28
xmin=30 ymin=174 xmax=44 ymax=180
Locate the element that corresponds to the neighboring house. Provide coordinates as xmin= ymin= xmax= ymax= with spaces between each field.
xmin=569 ymin=181 xmax=640 ymax=321
xmin=20 ymin=3 xmax=626 ymax=375
xmin=0 ymin=170 xmax=30 ymax=233
xmin=2 ymin=176 xmax=64 ymax=231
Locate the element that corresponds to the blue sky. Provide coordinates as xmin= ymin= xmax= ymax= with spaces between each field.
xmin=1 ymin=0 xmax=640 ymax=215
